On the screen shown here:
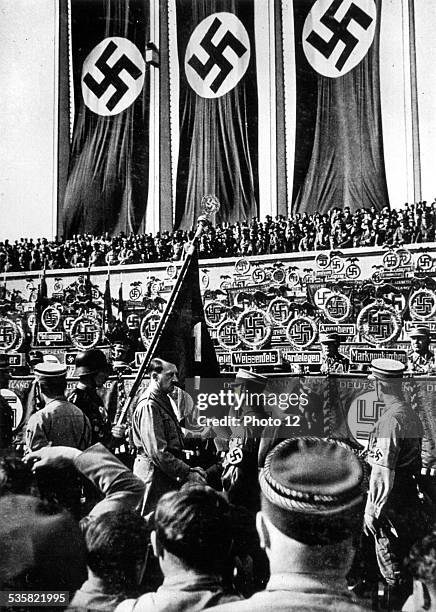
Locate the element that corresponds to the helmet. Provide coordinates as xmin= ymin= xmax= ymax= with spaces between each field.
xmin=74 ymin=349 xmax=109 ymax=377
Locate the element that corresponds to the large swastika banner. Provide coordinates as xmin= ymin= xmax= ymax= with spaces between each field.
xmin=291 ymin=0 xmax=389 ymax=214
xmin=175 ymin=0 xmax=258 ymax=228
xmin=62 ymin=0 xmax=150 ymax=237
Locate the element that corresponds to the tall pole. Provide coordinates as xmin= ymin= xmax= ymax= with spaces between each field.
xmin=408 ymin=0 xmax=422 ymax=203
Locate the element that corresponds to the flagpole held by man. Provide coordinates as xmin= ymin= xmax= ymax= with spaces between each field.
xmin=113 ymin=196 xmax=222 ymax=515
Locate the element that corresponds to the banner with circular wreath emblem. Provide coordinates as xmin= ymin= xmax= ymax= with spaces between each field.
xmin=234 ymin=258 xmax=251 ymax=276
xmin=216 ymin=318 xmax=241 ymax=351
xmin=382 ymin=250 xmax=400 ymax=271
xmin=251 ymin=266 xmax=266 ymax=284
xmin=323 ymin=292 xmax=352 ymax=323
xmin=408 ymin=288 xmax=436 ymax=321
xmin=63 ymin=315 xmax=75 ymax=335
xmin=140 ymin=312 xmax=161 ymax=348
xmin=315 ymin=252 xmax=330 ymax=269
xmin=396 ymin=247 xmax=412 ymax=267
xmin=236 ymin=308 xmax=272 ymax=348
xmin=41 ymin=306 xmax=61 ymax=331
xmin=271 ymin=268 xmax=286 ymax=284
xmin=356 ymin=299 xmax=402 ymax=346
xmin=70 ymin=315 xmax=102 ymax=350
xmin=267 ymin=297 xmax=293 ymax=326
xmin=0 ymin=317 xmax=20 ymax=351
xmin=285 ymin=316 xmax=318 ymax=350
xmin=204 ymin=300 xmax=231 ymax=329
xmin=287 ymin=269 xmax=300 ymax=287
xmin=165 ymin=264 xmax=178 ymax=280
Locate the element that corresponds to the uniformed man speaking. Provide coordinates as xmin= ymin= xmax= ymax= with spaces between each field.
xmin=364 ymin=359 xmax=430 ymax=602
xmin=131 ymin=358 xmax=206 ymax=516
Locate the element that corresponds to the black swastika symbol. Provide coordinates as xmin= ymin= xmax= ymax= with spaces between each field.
xmin=368 ymin=311 xmax=393 ymax=340
xmin=227 ymin=448 xmax=243 ymax=465
xmin=328 ymin=297 xmax=347 ymax=317
xmin=289 ymin=321 xmax=313 ymax=345
xmin=83 ymin=41 xmax=143 ymax=111
xmin=77 ymin=323 xmax=98 ymax=345
xmin=411 ymin=294 xmax=434 ymax=317
xmin=188 ymin=17 xmax=248 ymax=93
xmin=306 ymin=0 xmax=373 ymax=71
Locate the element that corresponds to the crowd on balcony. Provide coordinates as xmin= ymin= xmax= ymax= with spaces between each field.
xmin=1 ymin=200 xmax=435 ymax=273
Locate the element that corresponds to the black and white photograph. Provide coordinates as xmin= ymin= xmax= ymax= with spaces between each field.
xmin=0 ymin=0 xmax=436 ymax=610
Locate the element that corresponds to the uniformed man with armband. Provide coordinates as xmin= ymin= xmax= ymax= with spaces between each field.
xmin=221 ymin=369 xmax=268 ymax=510
xmin=364 ymin=359 xmax=430 ymax=606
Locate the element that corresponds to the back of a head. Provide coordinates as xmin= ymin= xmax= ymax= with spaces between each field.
xmin=155 ymin=485 xmax=232 ymax=575
xmin=0 ymin=453 xmax=37 ymax=497
xmin=0 ymin=495 xmax=86 ymax=594
xmin=84 ymin=510 xmax=148 ymax=595
xmin=260 ymin=438 xmax=364 ymax=546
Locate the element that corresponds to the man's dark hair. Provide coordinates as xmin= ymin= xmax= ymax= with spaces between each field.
xmin=147 ymin=358 xmax=165 ymax=375
xmin=84 ymin=510 xmax=148 ymax=596
xmin=0 ymin=453 xmax=36 ymax=497
xmin=155 ymin=485 xmax=232 ymax=575
xmin=405 ymin=531 xmax=436 ymax=585
xmin=39 ymin=378 xmax=67 ymax=397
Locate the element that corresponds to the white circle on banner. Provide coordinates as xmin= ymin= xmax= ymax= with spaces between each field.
xmin=303 ymin=0 xmax=377 ymax=78
xmin=185 ymin=13 xmax=250 ymax=98
xmin=0 ymin=389 xmax=23 ymax=432
xmin=82 ymin=37 xmax=145 ymax=116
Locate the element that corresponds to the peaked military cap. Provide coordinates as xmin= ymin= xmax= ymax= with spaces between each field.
xmin=260 ymin=438 xmax=363 ymax=519
xmin=409 ymin=326 xmax=431 ymax=339
xmin=34 ymin=362 xmax=67 ymax=380
xmin=368 ymin=358 xmax=406 ymax=380
xmin=319 ymin=332 xmax=340 ymax=344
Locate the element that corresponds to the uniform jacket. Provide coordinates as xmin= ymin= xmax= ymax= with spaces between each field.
xmin=115 ymin=573 xmax=241 ymax=612
xmin=407 ymin=349 xmax=435 ymax=374
xmin=209 ymin=573 xmax=371 ymax=612
xmin=68 ymin=385 xmax=111 ymax=446
xmin=25 ymin=398 xmax=91 ymax=451
xmin=131 ymin=386 xmax=190 ymax=514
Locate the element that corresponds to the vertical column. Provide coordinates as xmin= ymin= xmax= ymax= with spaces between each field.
xmin=57 ymin=0 xmax=70 ymax=238
xmin=408 ymin=0 xmax=422 ymax=203
xmin=255 ymin=0 xmax=277 ymax=220
xmin=280 ymin=0 xmax=296 ymax=216
xmin=146 ymin=0 xmax=160 ymax=234
xmin=167 ymin=0 xmax=180 ymax=225
xmin=159 ymin=0 xmax=175 ymax=231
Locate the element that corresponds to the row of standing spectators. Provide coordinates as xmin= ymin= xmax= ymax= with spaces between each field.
xmin=1 ymin=200 xmax=436 ymax=273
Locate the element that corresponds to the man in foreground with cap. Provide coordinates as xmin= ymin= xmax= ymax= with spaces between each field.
xmin=25 ymin=362 xmax=92 ymax=516
xmin=0 ymin=354 xmax=13 ymax=449
xmin=68 ymin=348 xmax=112 ymax=446
xmin=407 ymin=326 xmax=435 ymax=373
xmin=364 ymin=358 xmax=429 ymax=605
xmin=211 ymin=438 xmax=370 ymax=611
xmin=131 ymin=358 xmax=206 ymax=516
xmin=319 ymin=333 xmax=350 ymax=374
